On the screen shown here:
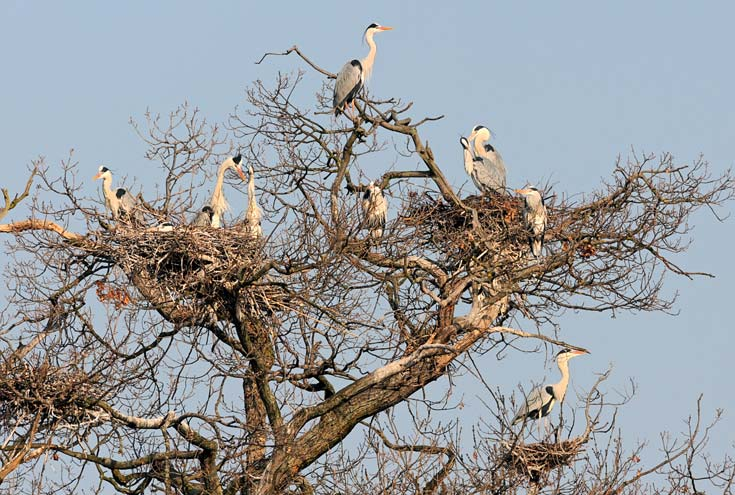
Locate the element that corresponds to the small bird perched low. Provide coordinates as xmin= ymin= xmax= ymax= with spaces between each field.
xmin=516 ymin=186 xmax=548 ymax=258
xmin=191 ymin=205 xmax=214 ymax=227
xmin=94 ymin=166 xmax=143 ymax=224
xmin=361 ymin=181 xmax=388 ymax=240
xmin=333 ymin=23 xmax=393 ymax=118
xmin=512 ymin=348 xmax=589 ymax=426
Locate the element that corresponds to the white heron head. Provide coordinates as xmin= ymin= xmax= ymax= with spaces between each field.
xmin=459 ymin=136 xmax=470 ymax=150
xmin=556 ymin=348 xmax=588 ymax=364
xmin=223 ymin=154 xmax=247 ymax=181
xmin=468 ymin=125 xmax=492 ymax=143
xmin=93 ymin=166 xmax=112 ymax=181
xmin=364 ymin=23 xmax=393 ymax=40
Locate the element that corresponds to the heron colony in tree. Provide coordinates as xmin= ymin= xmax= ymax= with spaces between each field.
xmin=191 ymin=205 xmax=214 ymax=227
xmin=333 ymin=23 xmax=393 ymax=117
xmin=464 ymin=125 xmax=507 ymax=195
xmin=512 ymin=348 xmax=589 ymax=426
xmin=94 ymin=166 xmax=143 ymax=224
xmin=210 ymin=154 xmax=247 ymax=228
xmin=361 ymin=181 xmax=388 ymax=240
xmin=516 ymin=186 xmax=548 ymax=258
xmin=244 ymin=164 xmax=262 ymax=238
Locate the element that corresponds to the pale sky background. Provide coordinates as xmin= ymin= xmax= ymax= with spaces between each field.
xmin=1 ymin=0 xmax=733 ymax=481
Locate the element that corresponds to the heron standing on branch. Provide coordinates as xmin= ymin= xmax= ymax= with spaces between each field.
xmin=466 ymin=125 xmax=507 ymax=194
xmin=512 ymin=348 xmax=589 ymax=427
xmin=94 ymin=166 xmax=143 ymax=224
xmin=361 ymin=181 xmax=388 ymax=240
xmin=333 ymin=23 xmax=393 ymax=118
xmin=210 ymin=155 xmax=247 ymax=228
xmin=516 ymin=186 xmax=548 ymax=258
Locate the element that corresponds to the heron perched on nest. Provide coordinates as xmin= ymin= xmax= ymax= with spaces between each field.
xmin=465 ymin=125 xmax=507 ymax=195
xmin=210 ymin=155 xmax=247 ymax=228
xmin=333 ymin=23 xmax=393 ymax=118
xmin=94 ymin=166 xmax=143 ymax=224
xmin=191 ymin=205 xmax=214 ymax=227
xmin=512 ymin=348 xmax=589 ymax=427
xmin=516 ymin=186 xmax=548 ymax=258
xmin=361 ymin=181 xmax=388 ymax=240
xmin=244 ymin=164 xmax=262 ymax=238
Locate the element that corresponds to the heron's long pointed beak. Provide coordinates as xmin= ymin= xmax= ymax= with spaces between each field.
xmin=93 ymin=172 xmax=102 ymax=180
xmin=236 ymin=166 xmax=247 ymax=181
xmin=515 ymin=188 xmax=530 ymax=195
xmin=573 ymin=349 xmax=590 ymax=355
xmin=379 ymin=26 xmax=393 ymax=31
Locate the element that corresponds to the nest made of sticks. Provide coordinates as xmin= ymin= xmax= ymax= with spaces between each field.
xmin=0 ymin=359 xmax=102 ymax=428
xmin=93 ymin=226 xmax=287 ymax=321
xmin=503 ymin=437 xmax=586 ymax=482
xmin=403 ymin=193 xmax=532 ymax=267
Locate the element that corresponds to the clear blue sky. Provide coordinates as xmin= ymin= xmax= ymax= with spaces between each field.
xmin=2 ymin=0 xmax=733 ymax=471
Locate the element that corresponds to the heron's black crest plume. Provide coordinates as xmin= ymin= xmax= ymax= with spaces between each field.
xmin=99 ymin=166 xmax=109 ymax=173
xmin=459 ymin=136 xmax=469 ymax=148
xmin=473 ymin=125 xmax=485 ymax=132
xmin=233 ymin=154 xmax=242 ymax=165
xmin=367 ymin=23 xmax=379 ymax=29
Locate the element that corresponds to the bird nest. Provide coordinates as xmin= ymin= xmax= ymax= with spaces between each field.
xmin=503 ymin=437 xmax=586 ymax=483
xmin=0 ymin=359 xmax=103 ymax=428
xmin=92 ymin=226 xmax=286 ymax=322
xmin=403 ymin=193 xmax=532 ymax=267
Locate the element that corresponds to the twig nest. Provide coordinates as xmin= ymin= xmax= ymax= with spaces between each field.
xmin=503 ymin=437 xmax=586 ymax=482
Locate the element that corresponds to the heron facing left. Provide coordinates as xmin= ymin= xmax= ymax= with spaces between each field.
xmin=333 ymin=23 xmax=393 ymax=118
xmin=361 ymin=181 xmax=388 ymax=240
xmin=94 ymin=166 xmax=143 ymax=224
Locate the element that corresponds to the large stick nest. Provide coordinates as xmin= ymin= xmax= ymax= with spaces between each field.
xmin=0 ymin=359 xmax=102 ymax=428
xmin=403 ymin=193 xmax=535 ymax=270
xmin=503 ymin=438 xmax=586 ymax=483
xmin=92 ymin=226 xmax=287 ymax=322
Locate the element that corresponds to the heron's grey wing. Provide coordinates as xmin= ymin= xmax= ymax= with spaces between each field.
xmin=512 ymin=385 xmax=553 ymax=424
xmin=117 ymin=189 xmax=144 ymax=224
xmin=191 ymin=210 xmax=211 ymax=227
xmin=333 ymin=60 xmax=363 ymax=110
xmin=472 ymin=157 xmax=504 ymax=194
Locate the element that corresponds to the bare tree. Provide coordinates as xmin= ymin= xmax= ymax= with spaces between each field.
xmin=0 ymin=48 xmax=733 ymax=495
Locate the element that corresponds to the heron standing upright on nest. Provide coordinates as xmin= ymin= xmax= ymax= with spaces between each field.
xmin=210 ymin=155 xmax=247 ymax=228
xmin=516 ymin=186 xmax=548 ymax=258
xmin=94 ymin=166 xmax=143 ymax=224
xmin=244 ymin=164 xmax=262 ymax=238
xmin=466 ymin=125 xmax=507 ymax=195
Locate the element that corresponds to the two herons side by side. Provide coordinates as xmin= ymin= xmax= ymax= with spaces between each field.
xmin=94 ymin=22 xmax=586 ymax=434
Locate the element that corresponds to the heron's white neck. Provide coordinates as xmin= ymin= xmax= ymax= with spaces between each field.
xmin=361 ymin=31 xmax=378 ymax=82
xmin=211 ymin=161 xmax=230 ymax=216
xmin=473 ymin=136 xmax=487 ymax=158
xmin=462 ymin=147 xmax=474 ymax=175
xmin=247 ymin=170 xmax=261 ymax=223
xmin=553 ymin=358 xmax=571 ymax=402
xmin=101 ymin=174 xmax=114 ymax=198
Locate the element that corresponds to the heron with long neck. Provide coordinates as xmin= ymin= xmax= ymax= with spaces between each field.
xmin=94 ymin=166 xmax=142 ymax=223
xmin=244 ymin=164 xmax=262 ymax=238
xmin=361 ymin=180 xmax=388 ymax=240
xmin=333 ymin=23 xmax=393 ymax=117
xmin=516 ymin=186 xmax=548 ymax=258
xmin=466 ymin=125 xmax=507 ymax=194
xmin=512 ymin=348 xmax=589 ymax=426
xmin=210 ymin=155 xmax=246 ymax=228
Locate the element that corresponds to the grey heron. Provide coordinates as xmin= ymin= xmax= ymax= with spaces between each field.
xmin=466 ymin=125 xmax=507 ymax=194
xmin=516 ymin=186 xmax=548 ymax=258
xmin=191 ymin=205 xmax=214 ymax=227
xmin=210 ymin=154 xmax=247 ymax=228
xmin=333 ymin=23 xmax=393 ymax=117
xmin=512 ymin=348 xmax=589 ymax=426
xmin=244 ymin=164 xmax=262 ymax=238
xmin=94 ymin=166 xmax=143 ymax=223
xmin=361 ymin=181 xmax=388 ymax=240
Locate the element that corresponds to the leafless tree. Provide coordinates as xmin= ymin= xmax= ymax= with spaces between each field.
xmin=0 ymin=47 xmax=733 ymax=495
